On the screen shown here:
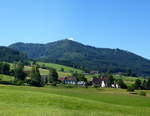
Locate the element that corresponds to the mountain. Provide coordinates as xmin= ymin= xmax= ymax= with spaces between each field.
xmin=9 ymin=39 xmax=150 ymax=76
xmin=0 ymin=46 xmax=27 ymax=62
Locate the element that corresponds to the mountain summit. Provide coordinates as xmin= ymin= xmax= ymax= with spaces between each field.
xmin=9 ymin=39 xmax=150 ymax=76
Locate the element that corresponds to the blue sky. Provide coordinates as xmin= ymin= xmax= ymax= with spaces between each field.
xmin=0 ymin=0 xmax=150 ymax=59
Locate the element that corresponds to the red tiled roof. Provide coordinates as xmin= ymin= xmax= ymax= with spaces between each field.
xmin=58 ymin=77 xmax=77 ymax=81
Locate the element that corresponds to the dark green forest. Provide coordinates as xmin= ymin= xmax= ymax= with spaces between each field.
xmin=9 ymin=39 xmax=150 ymax=76
xmin=0 ymin=46 xmax=26 ymax=62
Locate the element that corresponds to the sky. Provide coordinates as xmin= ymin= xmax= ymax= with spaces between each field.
xmin=0 ymin=0 xmax=150 ymax=59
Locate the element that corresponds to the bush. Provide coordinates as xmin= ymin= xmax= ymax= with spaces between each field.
xmin=117 ymin=79 xmax=127 ymax=89
xmin=127 ymin=86 xmax=135 ymax=92
xmin=139 ymin=91 xmax=146 ymax=96
xmin=13 ymin=79 xmax=25 ymax=86
xmin=93 ymin=85 xmax=99 ymax=88
xmin=51 ymin=82 xmax=57 ymax=86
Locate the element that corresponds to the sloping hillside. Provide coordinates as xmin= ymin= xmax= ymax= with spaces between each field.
xmin=9 ymin=39 xmax=150 ymax=76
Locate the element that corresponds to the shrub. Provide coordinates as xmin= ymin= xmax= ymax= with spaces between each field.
xmin=127 ymin=86 xmax=135 ymax=92
xmin=139 ymin=91 xmax=146 ymax=96
xmin=93 ymin=85 xmax=99 ymax=88
xmin=13 ymin=79 xmax=25 ymax=86
xmin=51 ymin=82 xmax=57 ymax=86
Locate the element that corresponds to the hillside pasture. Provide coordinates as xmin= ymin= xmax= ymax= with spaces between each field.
xmin=0 ymin=74 xmax=14 ymax=84
xmin=0 ymin=85 xmax=150 ymax=116
xmin=37 ymin=62 xmax=83 ymax=73
xmin=24 ymin=66 xmax=72 ymax=77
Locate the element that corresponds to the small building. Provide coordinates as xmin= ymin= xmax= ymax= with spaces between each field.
xmin=90 ymin=71 xmax=99 ymax=74
xmin=92 ymin=77 xmax=101 ymax=87
xmin=92 ymin=76 xmax=118 ymax=88
xmin=58 ymin=77 xmax=86 ymax=86
xmin=59 ymin=77 xmax=77 ymax=85
xmin=41 ymin=75 xmax=48 ymax=83
xmin=77 ymin=81 xmax=86 ymax=86
xmin=101 ymin=76 xmax=109 ymax=87
xmin=92 ymin=76 xmax=108 ymax=87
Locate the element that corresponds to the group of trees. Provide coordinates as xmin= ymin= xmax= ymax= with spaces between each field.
xmin=105 ymin=74 xmax=150 ymax=90
xmin=15 ymin=64 xmax=59 ymax=87
xmin=0 ymin=61 xmax=59 ymax=87
xmin=102 ymin=74 xmax=127 ymax=89
xmin=72 ymin=72 xmax=87 ymax=82
xmin=133 ymin=79 xmax=150 ymax=90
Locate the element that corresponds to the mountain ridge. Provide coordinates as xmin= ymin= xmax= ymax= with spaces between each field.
xmin=9 ymin=39 xmax=150 ymax=76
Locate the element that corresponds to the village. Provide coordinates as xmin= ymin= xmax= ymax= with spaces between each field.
xmin=38 ymin=69 xmax=121 ymax=88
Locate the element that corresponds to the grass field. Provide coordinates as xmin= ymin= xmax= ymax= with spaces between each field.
xmin=0 ymin=85 xmax=150 ymax=116
xmin=24 ymin=66 xmax=72 ymax=77
xmin=114 ymin=75 xmax=145 ymax=86
xmin=0 ymin=74 xmax=14 ymax=82
xmin=0 ymin=73 xmax=149 ymax=116
xmin=37 ymin=62 xmax=83 ymax=73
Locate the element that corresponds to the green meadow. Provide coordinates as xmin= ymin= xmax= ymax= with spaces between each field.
xmin=23 ymin=62 xmax=83 ymax=77
xmin=0 ymin=84 xmax=150 ymax=116
xmin=37 ymin=62 xmax=83 ymax=73
xmin=0 ymin=62 xmax=149 ymax=116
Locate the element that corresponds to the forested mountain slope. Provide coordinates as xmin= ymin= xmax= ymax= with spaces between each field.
xmin=9 ymin=39 xmax=150 ymax=76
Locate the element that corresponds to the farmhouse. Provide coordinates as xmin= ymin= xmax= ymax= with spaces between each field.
xmin=92 ymin=77 xmax=101 ymax=87
xmin=59 ymin=77 xmax=77 ymax=84
xmin=90 ymin=70 xmax=99 ymax=74
xmin=59 ymin=77 xmax=86 ymax=86
xmin=41 ymin=75 xmax=48 ymax=83
xmin=92 ymin=76 xmax=119 ymax=88
xmin=92 ymin=76 xmax=109 ymax=87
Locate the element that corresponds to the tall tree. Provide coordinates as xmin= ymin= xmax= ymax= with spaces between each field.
xmin=142 ymin=80 xmax=147 ymax=90
xmin=117 ymin=79 xmax=127 ymax=89
xmin=146 ymin=78 xmax=150 ymax=90
xmin=48 ymin=68 xmax=58 ymax=83
xmin=134 ymin=79 xmax=142 ymax=89
xmin=107 ymin=74 xmax=115 ymax=87
xmin=30 ymin=66 xmax=43 ymax=86
xmin=0 ymin=63 xmax=10 ymax=75
xmin=14 ymin=62 xmax=26 ymax=80
xmin=72 ymin=72 xmax=87 ymax=82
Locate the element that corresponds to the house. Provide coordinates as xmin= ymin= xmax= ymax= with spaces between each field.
xmin=92 ymin=76 xmax=119 ymax=88
xmin=101 ymin=76 xmax=109 ymax=87
xmin=90 ymin=71 xmax=99 ymax=74
xmin=77 ymin=81 xmax=86 ymax=86
xmin=41 ymin=75 xmax=48 ymax=83
xmin=58 ymin=77 xmax=86 ymax=86
xmin=92 ymin=76 xmax=108 ymax=87
xmin=58 ymin=77 xmax=77 ymax=85
xmin=111 ymin=83 xmax=119 ymax=88
xmin=92 ymin=77 xmax=101 ymax=87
